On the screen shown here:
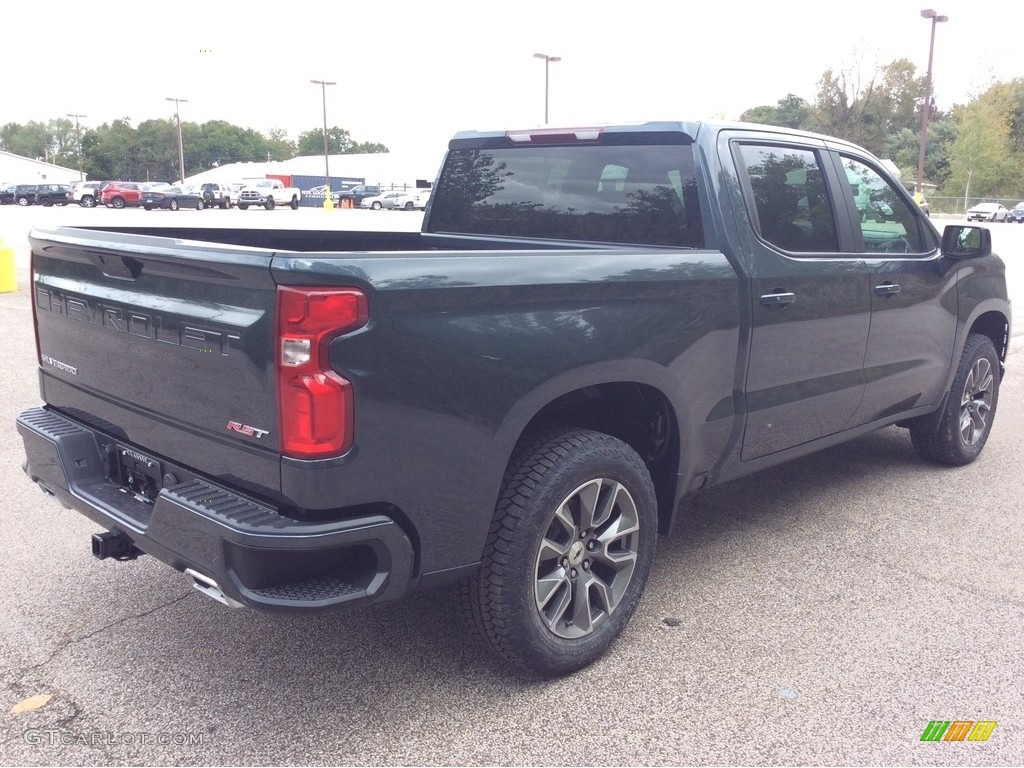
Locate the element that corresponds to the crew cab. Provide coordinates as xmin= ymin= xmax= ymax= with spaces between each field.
xmin=236 ymin=179 xmax=300 ymax=210
xmin=17 ymin=121 xmax=1011 ymax=678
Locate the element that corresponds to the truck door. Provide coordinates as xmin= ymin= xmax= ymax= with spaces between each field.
xmin=830 ymin=153 xmax=958 ymax=425
xmin=730 ymin=140 xmax=871 ymax=460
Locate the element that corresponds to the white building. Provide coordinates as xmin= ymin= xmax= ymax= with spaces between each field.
xmin=0 ymin=150 xmax=82 ymax=186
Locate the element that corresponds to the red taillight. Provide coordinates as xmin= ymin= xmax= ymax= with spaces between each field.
xmin=276 ymin=286 xmax=369 ymax=459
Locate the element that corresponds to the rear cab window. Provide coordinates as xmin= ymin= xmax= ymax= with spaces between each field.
xmin=427 ymin=128 xmax=705 ymax=248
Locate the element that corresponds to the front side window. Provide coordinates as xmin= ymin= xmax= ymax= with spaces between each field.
xmin=738 ymin=144 xmax=839 ymax=253
xmin=428 ymin=144 xmax=705 ymax=248
xmin=839 ymin=157 xmax=926 ymax=254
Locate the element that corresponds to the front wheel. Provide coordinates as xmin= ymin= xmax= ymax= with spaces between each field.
xmin=238 ymin=203 xmax=249 ymax=210
xmin=290 ymin=197 xmax=299 ymax=210
xmin=911 ymin=333 xmax=1001 ymax=466
xmin=371 ymin=201 xmax=382 ymax=210
xmin=461 ymin=429 xmax=657 ymax=677
xmin=265 ymin=198 xmax=275 ymax=210
xmin=17 ymin=197 xmax=30 ymax=206
xmin=169 ymin=199 xmax=179 ymax=211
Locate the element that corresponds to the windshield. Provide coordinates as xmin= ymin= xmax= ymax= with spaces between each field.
xmin=427 ymin=143 xmax=705 ymax=247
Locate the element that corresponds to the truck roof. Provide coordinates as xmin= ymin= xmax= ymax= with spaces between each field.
xmin=449 ymin=120 xmax=869 ymax=154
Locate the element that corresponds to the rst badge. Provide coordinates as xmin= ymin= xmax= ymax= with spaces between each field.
xmin=226 ymin=421 xmax=269 ymax=439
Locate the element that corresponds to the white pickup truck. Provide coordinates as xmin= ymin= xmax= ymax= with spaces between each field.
xmin=236 ymin=179 xmax=301 ymax=210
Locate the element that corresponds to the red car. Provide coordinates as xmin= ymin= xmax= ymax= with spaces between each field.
xmin=101 ymin=182 xmax=146 ymax=208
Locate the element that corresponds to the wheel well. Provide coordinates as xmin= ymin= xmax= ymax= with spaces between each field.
xmin=970 ymin=311 xmax=1010 ymax=363
xmin=511 ymin=382 xmax=680 ymax=534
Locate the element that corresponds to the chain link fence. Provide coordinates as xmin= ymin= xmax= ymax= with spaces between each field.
xmin=929 ymin=195 xmax=1024 ymax=215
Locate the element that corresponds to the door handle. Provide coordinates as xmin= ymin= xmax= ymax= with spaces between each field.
xmin=760 ymin=292 xmax=796 ymax=307
xmin=874 ymin=283 xmax=901 ymax=296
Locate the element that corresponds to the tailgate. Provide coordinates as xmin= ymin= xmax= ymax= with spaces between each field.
xmin=29 ymin=227 xmax=282 ymax=501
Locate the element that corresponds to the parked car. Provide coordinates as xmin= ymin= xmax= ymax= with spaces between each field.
xmin=34 ymin=184 xmax=70 ymax=207
xmin=13 ymin=184 xmax=38 ymax=206
xmin=68 ymin=181 xmax=100 ymax=208
xmin=102 ymin=182 xmax=145 ymax=208
xmin=140 ymin=185 xmax=205 ymax=211
xmin=336 ymin=184 xmax=381 ymax=207
xmin=966 ymin=202 xmax=1008 ymax=222
xmin=1007 ymin=202 xmax=1024 ymax=223
xmin=200 ymin=182 xmax=232 ymax=209
xmin=0 ymin=185 xmax=16 ymax=205
xmin=391 ymin=189 xmax=432 ymax=211
xmin=360 ymin=190 xmax=409 ymax=210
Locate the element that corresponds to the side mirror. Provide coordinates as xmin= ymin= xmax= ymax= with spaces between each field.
xmin=942 ymin=225 xmax=992 ymax=259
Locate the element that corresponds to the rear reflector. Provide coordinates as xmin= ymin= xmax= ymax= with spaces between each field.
xmin=276 ymin=287 xmax=368 ymax=459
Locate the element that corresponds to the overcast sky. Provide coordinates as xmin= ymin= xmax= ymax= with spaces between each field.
xmin=2 ymin=0 xmax=1020 ymax=166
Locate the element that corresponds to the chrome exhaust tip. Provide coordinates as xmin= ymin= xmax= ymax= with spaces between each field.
xmin=184 ymin=568 xmax=244 ymax=609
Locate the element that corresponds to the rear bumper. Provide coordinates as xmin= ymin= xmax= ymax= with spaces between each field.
xmin=17 ymin=406 xmax=414 ymax=613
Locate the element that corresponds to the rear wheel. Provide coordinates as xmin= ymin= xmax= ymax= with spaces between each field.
xmin=17 ymin=197 xmax=30 ymax=206
xmin=143 ymin=205 xmax=153 ymax=211
xmin=111 ymin=197 xmax=126 ymax=209
xmin=40 ymin=197 xmax=53 ymax=207
xmin=461 ymin=429 xmax=657 ymax=677
xmin=197 ymin=200 xmax=204 ymax=210
xmin=81 ymin=195 xmax=96 ymax=208
xmin=911 ymin=333 xmax=1000 ymax=466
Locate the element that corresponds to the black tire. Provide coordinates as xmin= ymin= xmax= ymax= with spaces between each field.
xmin=81 ymin=196 xmax=95 ymax=208
xmin=197 ymin=200 xmax=204 ymax=210
xmin=17 ymin=197 xmax=30 ymax=206
xmin=238 ymin=203 xmax=249 ymax=210
xmin=290 ymin=197 xmax=299 ymax=210
xmin=169 ymin=199 xmax=179 ymax=211
xmin=265 ymin=198 xmax=275 ymax=210
xmin=143 ymin=205 xmax=153 ymax=211
xmin=371 ymin=201 xmax=382 ymax=210
xmin=40 ymin=197 xmax=53 ymax=207
xmin=404 ymin=201 xmax=415 ymax=211
xmin=111 ymin=197 xmax=126 ymax=209
xmin=911 ymin=333 xmax=1000 ymax=466
xmin=461 ymin=429 xmax=658 ymax=677
xmin=220 ymin=200 xmax=229 ymax=209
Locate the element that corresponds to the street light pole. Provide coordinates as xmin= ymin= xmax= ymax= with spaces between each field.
xmin=916 ymin=9 xmax=948 ymax=194
xmin=66 ymin=113 xmax=86 ymax=181
xmin=165 ymin=97 xmax=189 ymax=184
xmin=532 ymin=53 xmax=561 ymax=124
xmin=311 ymin=79 xmax=337 ymax=208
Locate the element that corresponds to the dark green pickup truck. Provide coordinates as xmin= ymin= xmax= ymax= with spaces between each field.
xmin=17 ymin=121 xmax=1011 ymax=676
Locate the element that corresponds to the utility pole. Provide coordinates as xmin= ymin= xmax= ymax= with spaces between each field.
xmin=311 ymin=79 xmax=337 ymax=209
xmin=66 ymin=113 xmax=87 ymax=180
xmin=165 ymin=97 xmax=189 ymax=184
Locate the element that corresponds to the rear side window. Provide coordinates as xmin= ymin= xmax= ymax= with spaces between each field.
xmin=838 ymin=157 xmax=927 ymax=254
xmin=428 ymin=144 xmax=705 ymax=247
xmin=738 ymin=144 xmax=839 ymax=253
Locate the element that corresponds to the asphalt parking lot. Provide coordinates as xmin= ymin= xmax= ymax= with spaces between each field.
xmin=0 ymin=206 xmax=1021 ymax=765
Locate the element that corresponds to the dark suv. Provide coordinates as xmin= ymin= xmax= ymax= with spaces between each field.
xmin=0 ymin=185 xmax=15 ymax=205
xmin=1008 ymin=202 xmax=1024 ymax=223
xmin=33 ymin=184 xmax=70 ymax=206
xmin=13 ymin=185 xmax=38 ymax=206
xmin=336 ymin=184 xmax=381 ymax=206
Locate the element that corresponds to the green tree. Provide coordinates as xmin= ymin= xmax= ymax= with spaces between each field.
xmin=943 ymin=84 xmax=1022 ymax=200
xmin=297 ymin=127 xmax=388 ymax=155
